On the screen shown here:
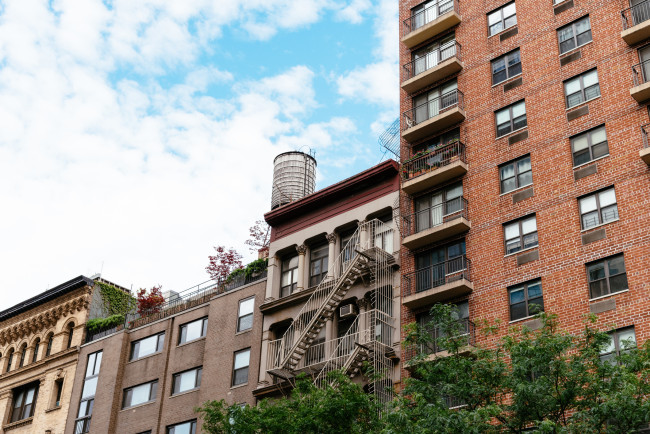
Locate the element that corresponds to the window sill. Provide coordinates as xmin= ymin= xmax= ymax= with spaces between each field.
xmin=504 ymin=245 xmax=538 ymax=258
xmin=127 ymin=351 xmax=163 ymax=365
xmin=589 ymin=289 xmax=629 ymax=303
xmin=509 ymin=314 xmax=537 ymax=324
xmin=120 ymin=400 xmax=156 ymax=412
xmin=566 ymin=95 xmax=600 ymax=112
xmin=170 ymin=388 xmax=200 ymax=399
xmin=177 ymin=336 xmax=206 ymax=348
xmin=496 ymin=126 xmax=527 ymax=141
xmin=559 ymin=40 xmax=592 ymax=58
xmin=500 ymin=183 xmax=533 ymax=196
xmin=230 ymin=382 xmax=249 ymax=390
xmin=581 ymin=219 xmax=619 ymax=233
xmin=573 ymin=154 xmax=609 ymax=170
xmin=235 ymin=329 xmax=253 ymax=336
xmin=45 ymin=406 xmax=62 ymax=413
xmin=3 ymin=417 xmax=33 ymax=431
xmin=492 ymin=73 xmax=522 ymax=88
xmin=488 ymin=24 xmax=517 ymax=40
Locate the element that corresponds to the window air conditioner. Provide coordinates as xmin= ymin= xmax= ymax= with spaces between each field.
xmin=339 ymin=304 xmax=358 ymax=318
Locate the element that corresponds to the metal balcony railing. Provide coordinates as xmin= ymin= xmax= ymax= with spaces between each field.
xmin=622 ymin=0 xmax=650 ymax=30
xmin=402 ymin=0 xmax=458 ymax=37
xmin=402 ymin=196 xmax=468 ymax=237
xmin=643 ymin=124 xmax=650 ymax=148
xmin=401 ymin=141 xmax=465 ymax=181
xmin=403 ymin=89 xmax=464 ymax=130
xmin=406 ymin=317 xmax=475 ymax=361
xmin=633 ymin=60 xmax=650 ymax=86
xmin=402 ymin=41 xmax=461 ymax=81
xmin=403 ymin=255 xmax=471 ymax=297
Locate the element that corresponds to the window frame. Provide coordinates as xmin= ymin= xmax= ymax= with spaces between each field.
xmin=309 ymin=243 xmax=329 ymax=288
xmin=18 ymin=344 xmax=27 ymax=368
xmin=600 ymin=327 xmax=636 ymax=365
xmin=172 ymin=367 xmax=203 ymax=395
xmin=499 ymin=154 xmax=532 ymax=194
xmin=495 ymin=100 xmax=527 ymax=138
xmin=6 ymin=349 xmax=14 ymax=372
xmin=10 ymin=382 xmax=39 ymax=423
xmin=508 ymin=279 xmax=544 ymax=321
xmin=66 ymin=323 xmax=75 ymax=349
xmin=167 ymin=420 xmax=197 ymax=434
xmin=178 ymin=317 xmax=208 ymax=345
xmin=587 ymin=254 xmax=628 ymax=300
xmin=503 ymin=215 xmax=538 ymax=255
xmin=491 ymin=48 xmax=522 ymax=85
xmin=32 ymin=339 xmax=40 ymax=363
xmin=578 ymin=187 xmax=619 ymax=230
xmin=280 ymin=255 xmax=299 ymax=297
xmin=122 ymin=380 xmax=158 ymax=409
xmin=130 ymin=332 xmax=165 ymax=361
xmin=487 ymin=1 xmax=517 ymax=37
xmin=237 ymin=297 xmax=255 ymax=333
xmin=74 ymin=350 xmax=102 ymax=434
xmin=557 ymin=16 xmax=592 ymax=55
xmin=564 ymin=69 xmax=600 ymax=108
xmin=45 ymin=334 xmax=53 ymax=357
xmin=232 ymin=348 xmax=251 ymax=387
xmin=571 ymin=125 xmax=609 ymax=167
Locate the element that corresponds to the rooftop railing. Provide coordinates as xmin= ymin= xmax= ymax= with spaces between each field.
xmin=402 ymin=196 xmax=468 ymax=237
xmin=403 ymin=89 xmax=464 ymax=130
xmin=402 ymin=41 xmax=461 ymax=82
xmin=402 ymin=0 xmax=458 ymax=37
xmin=403 ymin=255 xmax=471 ymax=298
xmin=402 ymin=141 xmax=465 ymax=181
xmin=622 ymin=0 xmax=650 ymax=30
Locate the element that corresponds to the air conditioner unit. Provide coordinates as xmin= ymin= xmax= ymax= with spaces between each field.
xmin=339 ymin=304 xmax=358 ymax=318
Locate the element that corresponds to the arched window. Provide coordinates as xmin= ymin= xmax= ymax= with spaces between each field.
xmin=19 ymin=344 xmax=27 ymax=368
xmin=45 ymin=334 xmax=54 ymax=357
xmin=66 ymin=323 xmax=75 ymax=349
xmin=6 ymin=349 xmax=14 ymax=372
xmin=32 ymin=339 xmax=40 ymax=363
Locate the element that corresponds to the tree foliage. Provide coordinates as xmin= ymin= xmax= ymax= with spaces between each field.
xmin=206 ymin=246 xmax=243 ymax=281
xmin=244 ymin=220 xmax=270 ymax=254
xmin=86 ymin=314 xmax=124 ymax=333
xmin=136 ymin=285 xmax=165 ymax=315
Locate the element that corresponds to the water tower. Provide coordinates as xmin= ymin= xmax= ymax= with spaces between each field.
xmin=271 ymin=151 xmax=317 ymax=209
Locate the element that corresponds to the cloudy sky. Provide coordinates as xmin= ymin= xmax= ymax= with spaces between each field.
xmin=0 ymin=0 xmax=398 ymax=309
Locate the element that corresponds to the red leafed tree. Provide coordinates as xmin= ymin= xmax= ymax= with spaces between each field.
xmin=245 ymin=220 xmax=271 ymax=254
xmin=206 ymin=246 xmax=243 ymax=281
xmin=136 ymin=285 xmax=165 ymax=315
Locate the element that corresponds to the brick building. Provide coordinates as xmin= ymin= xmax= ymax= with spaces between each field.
xmin=398 ymin=0 xmax=650 ymax=376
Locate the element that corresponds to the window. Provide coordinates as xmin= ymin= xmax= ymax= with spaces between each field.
xmin=509 ymin=279 xmax=544 ymax=321
xmin=6 ymin=349 xmax=14 ymax=372
xmin=309 ymin=244 xmax=329 ymax=287
xmin=417 ymin=301 xmax=469 ymax=354
xmin=579 ymin=187 xmax=618 ymax=230
xmin=600 ymin=327 xmax=636 ymax=364
xmin=123 ymin=380 xmax=158 ymax=408
xmin=18 ymin=344 xmax=27 ymax=368
xmin=492 ymin=49 xmax=522 ymax=85
xmin=411 ymin=35 xmax=456 ymax=77
xmin=32 ymin=339 xmax=40 ymax=363
xmin=410 ymin=0 xmax=454 ymax=31
xmin=53 ymin=379 xmax=64 ymax=407
xmin=495 ymin=100 xmax=527 ymax=138
xmin=500 ymin=155 xmax=532 ymax=193
xmin=178 ymin=317 xmax=208 ymax=344
xmin=414 ymin=182 xmax=463 ymax=232
xmin=74 ymin=351 xmax=102 ymax=434
xmin=374 ymin=215 xmax=394 ymax=253
xmin=172 ymin=367 xmax=202 ymax=395
xmin=412 ymin=80 xmax=458 ymax=125
xmin=167 ymin=420 xmax=197 ymax=434
xmin=415 ymin=240 xmax=466 ymax=292
xmin=237 ymin=297 xmax=255 ymax=332
xmin=564 ymin=69 xmax=600 ymax=108
xmin=504 ymin=215 xmax=538 ymax=255
xmin=557 ymin=16 xmax=591 ymax=54
xmin=66 ymin=323 xmax=75 ymax=349
xmin=280 ymin=255 xmax=298 ymax=297
xmin=587 ymin=254 xmax=628 ymax=299
xmin=232 ymin=348 xmax=251 ymax=386
xmin=412 ymin=128 xmax=460 ymax=154
xmin=571 ymin=126 xmax=608 ymax=166
xmin=10 ymin=382 xmax=39 ymax=422
xmin=488 ymin=2 xmax=517 ymax=36
xmin=45 ymin=334 xmax=53 ymax=357
xmin=130 ymin=333 xmax=165 ymax=361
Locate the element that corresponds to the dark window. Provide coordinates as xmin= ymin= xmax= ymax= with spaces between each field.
xmin=123 ymin=380 xmax=158 ymax=408
xmin=172 ymin=367 xmax=202 ymax=395
xmin=232 ymin=348 xmax=251 ymax=386
xmin=571 ymin=126 xmax=608 ymax=166
xmin=237 ymin=297 xmax=255 ymax=332
xmin=414 ymin=182 xmax=463 ymax=232
xmin=32 ymin=339 xmax=40 ymax=363
xmin=600 ymin=327 xmax=636 ymax=365
xmin=167 ymin=420 xmax=197 ymax=434
xmin=54 ymin=379 xmax=64 ymax=407
xmin=499 ymin=155 xmax=532 ymax=193
xmin=309 ymin=244 xmax=329 ymax=287
xmin=492 ymin=49 xmax=522 ymax=85
xmin=178 ymin=318 xmax=208 ymax=344
xmin=6 ymin=349 xmax=14 ymax=372
xmin=75 ymin=352 xmax=101 ymax=434
xmin=415 ymin=240 xmax=466 ymax=292
xmin=587 ymin=254 xmax=628 ymax=299
xmin=66 ymin=323 xmax=75 ymax=349
xmin=564 ymin=69 xmax=600 ymax=108
xmin=504 ymin=215 xmax=538 ymax=255
xmin=487 ymin=2 xmax=517 ymax=36
xmin=10 ymin=382 xmax=39 ymax=422
xmin=280 ymin=255 xmax=299 ymax=297
xmin=557 ymin=16 xmax=591 ymax=54
xmin=45 ymin=334 xmax=53 ymax=357
xmin=495 ymin=100 xmax=527 ymax=138
xmin=579 ymin=187 xmax=618 ymax=230
xmin=412 ymin=128 xmax=461 ymax=154
xmin=19 ymin=344 xmax=27 ymax=368
xmin=130 ymin=333 xmax=165 ymax=361
xmin=509 ymin=279 xmax=544 ymax=321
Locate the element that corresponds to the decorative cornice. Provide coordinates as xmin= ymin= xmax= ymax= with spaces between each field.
xmin=326 ymin=233 xmax=337 ymax=244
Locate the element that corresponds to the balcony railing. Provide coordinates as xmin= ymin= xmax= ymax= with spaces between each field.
xmin=402 ymin=196 xmax=468 ymax=237
xmin=402 ymin=42 xmax=461 ymax=82
xmin=406 ymin=317 xmax=475 ymax=361
xmin=622 ymin=0 xmax=650 ymax=30
xmin=403 ymin=89 xmax=464 ymax=130
xmin=402 ymin=0 xmax=458 ymax=37
xmin=633 ymin=60 xmax=650 ymax=86
xmin=402 ymin=141 xmax=465 ymax=181
xmin=403 ymin=256 xmax=471 ymax=297
xmin=643 ymin=124 xmax=650 ymax=148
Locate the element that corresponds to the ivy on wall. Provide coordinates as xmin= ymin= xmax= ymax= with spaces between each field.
xmin=97 ymin=282 xmax=136 ymax=317
xmin=86 ymin=314 xmax=124 ymax=333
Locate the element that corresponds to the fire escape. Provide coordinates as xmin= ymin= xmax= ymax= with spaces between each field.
xmin=266 ymin=219 xmax=396 ymax=406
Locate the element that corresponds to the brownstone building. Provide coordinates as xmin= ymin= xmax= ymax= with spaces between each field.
xmin=398 ymin=0 xmax=650 ymax=376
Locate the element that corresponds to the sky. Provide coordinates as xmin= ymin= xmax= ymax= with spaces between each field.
xmin=0 ymin=0 xmax=399 ymax=310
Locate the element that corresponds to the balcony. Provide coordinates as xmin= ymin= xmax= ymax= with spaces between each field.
xmin=621 ymin=1 xmax=650 ymax=45
xmin=402 ymin=256 xmax=472 ymax=309
xmin=401 ymin=141 xmax=467 ymax=195
xmin=402 ymin=42 xmax=463 ymax=94
xmin=402 ymin=0 xmax=461 ymax=49
xmin=631 ymin=60 xmax=650 ymax=103
xmin=642 ymin=124 xmax=650 ymax=165
xmin=402 ymin=90 xmax=465 ymax=142
xmin=405 ymin=317 xmax=476 ymax=362
xmin=401 ymin=197 xmax=470 ymax=250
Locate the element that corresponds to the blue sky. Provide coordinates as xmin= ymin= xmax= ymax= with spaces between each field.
xmin=0 ymin=0 xmax=398 ymax=309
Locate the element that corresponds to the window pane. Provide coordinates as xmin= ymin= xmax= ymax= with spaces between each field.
xmin=511 ymin=303 xmax=527 ymax=320
xmin=512 ymin=101 xmax=526 ymax=118
xmin=567 ymin=92 xmax=583 ymax=108
xmin=527 ymin=281 xmax=542 ymax=298
xmin=523 ymin=232 xmax=538 ymax=249
xmin=591 ymin=128 xmax=606 ymax=144
xmin=618 ymin=329 xmax=636 ymax=349
xmin=516 ymin=157 xmax=531 ymax=173
xmin=560 ymin=39 xmax=575 ymax=54
xmin=579 ymin=195 xmax=597 ymax=214
xmin=590 ymin=280 xmax=607 ymax=298
xmin=492 ymin=58 xmax=506 ymax=75
xmin=504 ymin=222 xmax=520 ymax=239
xmin=609 ymin=274 xmax=629 ymax=293
xmin=584 ymin=84 xmax=600 ymax=100
xmin=129 ymin=383 xmax=152 ymax=406
xmin=572 ymin=135 xmax=589 ymax=152
xmin=592 ymin=141 xmax=609 ymax=159
xmin=497 ymin=123 xmax=512 ymax=137
xmin=506 ymin=239 xmax=521 ymax=254
xmin=234 ymin=367 xmax=249 ymax=385
xmin=602 ymin=335 xmax=616 ymax=354
xmin=446 ymin=183 xmax=463 ymax=199
xmin=575 ymin=18 xmax=590 ymax=34
xmin=607 ymin=256 xmax=626 ymax=275
xmin=576 ymin=29 xmax=592 ymax=46
xmin=239 ymin=314 xmax=253 ymax=331
xmin=582 ymin=211 xmax=599 ymax=229
xmin=183 ymin=320 xmax=205 ymax=342
xmin=564 ymin=78 xmax=581 ymax=95
xmin=504 ymin=14 xmax=517 ymax=28
xmin=234 ymin=350 xmax=250 ymax=369
xmin=588 ymin=262 xmax=606 ymax=281
xmin=138 ymin=336 xmax=158 ymax=358
xmin=528 ymin=297 xmax=544 ymax=314
xmin=496 ymin=109 xmax=510 ymax=125
xmin=601 ymin=205 xmax=618 ymax=223
xmin=558 ymin=26 xmax=573 ymax=43
xmin=518 ymin=171 xmax=532 ymax=187
xmin=583 ymin=70 xmax=598 ymax=87
xmin=521 ymin=216 xmax=537 ymax=234
xmin=178 ymin=371 xmax=196 ymax=392
xmin=500 ymin=163 xmax=515 ymax=180
xmin=239 ymin=298 xmax=254 ymax=316
xmin=599 ymin=189 xmax=616 ymax=207
xmin=503 ymin=3 xmax=516 ymax=17
xmin=82 ymin=378 xmax=97 ymax=399
xmin=488 ymin=10 xmax=501 ymax=25
xmin=509 ymin=288 xmax=525 ymax=304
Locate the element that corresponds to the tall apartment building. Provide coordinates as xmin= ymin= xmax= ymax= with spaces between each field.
xmin=398 ymin=0 xmax=650 ymax=369
xmin=255 ymin=160 xmax=401 ymax=404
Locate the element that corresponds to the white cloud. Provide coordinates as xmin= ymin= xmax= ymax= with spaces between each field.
xmin=336 ymin=0 xmax=372 ymax=24
xmin=336 ymin=61 xmax=398 ymax=107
